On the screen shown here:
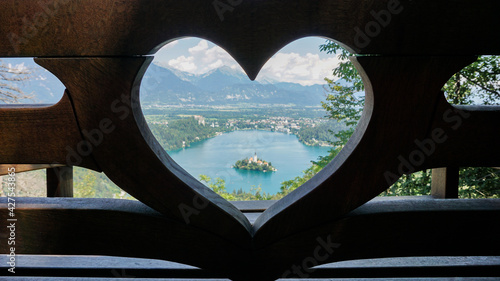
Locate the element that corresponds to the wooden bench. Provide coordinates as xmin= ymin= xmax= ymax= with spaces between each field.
xmin=1 ymin=0 xmax=500 ymax=280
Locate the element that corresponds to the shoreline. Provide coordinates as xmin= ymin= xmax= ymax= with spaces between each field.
xmin=166 ymin=128 xmax=333 ymax=152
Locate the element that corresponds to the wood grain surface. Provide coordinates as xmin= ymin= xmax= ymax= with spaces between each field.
xmin=34 ymin=57 xmax=253 ymax=247
xmin=0 ymin=0 xmax=499 ymax=79
xmin=1 ymin=197 xmax=498 ymax=280
xmin=0 ymin=93 xmax=99 ymax=170
xmin=1 ymin=1 xmax=499 ymax=280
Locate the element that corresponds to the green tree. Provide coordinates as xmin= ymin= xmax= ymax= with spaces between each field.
xmin=72 ymin=167 xmax=135 ymax=199
xmin=74 ymin=169 xmax=97 ymax=198
xmin=444 ymin=56 xmax=500 ymax=105
xmin=149 ymin=117 xmax=231 ymax=151
xmin=279 ymin=41 xmax=500 ymax=198
xmin=459 ymin=167 xmax=500 ymax=198
xmin=199 ymin=174 xmax=237 ymax=200
xmin=199 ymin=174 xmax=282 ymax=200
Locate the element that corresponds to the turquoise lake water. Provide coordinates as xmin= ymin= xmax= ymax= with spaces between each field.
xmin=167 ymin=130 xmax=331 ymax=195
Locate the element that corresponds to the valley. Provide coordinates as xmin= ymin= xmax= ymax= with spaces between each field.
xmin=145 ymin=105 xmax=343 ymax=151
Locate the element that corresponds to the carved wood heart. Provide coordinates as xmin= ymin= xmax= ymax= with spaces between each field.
xmin=1 ymin=0 xmax=500 ymax=280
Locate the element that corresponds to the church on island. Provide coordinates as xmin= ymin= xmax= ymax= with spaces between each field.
xmin=233 ymin=152 xmax=277 ymax=172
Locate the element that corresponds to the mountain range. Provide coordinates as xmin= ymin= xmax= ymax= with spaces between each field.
xmin=6 ymin=59 xmax=330 ymax=106
xmin=140 ymin=64 xmax=329 ymax=106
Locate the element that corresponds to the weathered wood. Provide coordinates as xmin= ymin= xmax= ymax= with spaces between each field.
xmin=1 ymin=197 xmax=499 ymax=280
xmin=2 ymin=256 xmax=499 ymax=279
xmin=0 ymin=93 xmax=100 ymax=171
xmin=0 ymin=1 xmax=499 ymax=280
xmin=46 ymin=166 xmax=73 ymax=197
xmin=425 ymin=104 xmax=500 ymax=168
xmin=431 ymin=167 xmax=459 ymax=199
xmin=34 ymin=57 xmax=253 ymax=247
xmin=255 ymin=197 xmax=500 ymax=278
xmin=0 ymin=164 xmax=63 ymax=176
xmin=253 ymin=56 xmax=488 ymax=247
xmin=230 ymin=200 xmax=277 ymax=212
xmin=0 ymin=198 xmax=250 ymax=279
xmin=1 ymin=1 xmax=500 ymax=79
xmin=28 ymin=55 xmax=500 ymax=263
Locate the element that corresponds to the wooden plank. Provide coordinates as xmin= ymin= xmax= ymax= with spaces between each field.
xmin=0 ymin=2 xmax=498 ymax=279
xmin=0 ymin=93 xmax=100 ymax=171
xmin=46 ymin=166 xmax=73 ymax=197
xmin=34 ymin=57 xmax=253 ymax=248
xmin=1 ymin=1 xmax=500 ymax=79
xmin=1 ymin=259 xmax=499 ymax=279
xmin=306 ymin=265 xmax=500 ymax=279
xmin=431 ymin=167 xmax=459 ymax=199
xmin=424 ymin=104 xmax=500 ymax=168
xmin=0 ymin=164 xmax=63 ymax=176
xmin=230 ymin=200 xmax=277 ymax=212
xmin=255 ymin=198 xmax=500 ymax=278
xmin=0 ymin=255 xmax=199 ymax=270
xmin=1 ymin=255 xmax=499 ymax=279
xmin=0 ymin=198 xmax=251 ymax=280
xmin=1 ymin=197 xmax=499 ymax=280
xmin=253 ymin=55 xmax=480 ymax=248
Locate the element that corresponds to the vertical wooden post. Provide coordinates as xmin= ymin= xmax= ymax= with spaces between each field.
xmin=431 ymin=167 xmax=459 ymax=198
xmin=47 ymin=166 xmax=73 ymax=197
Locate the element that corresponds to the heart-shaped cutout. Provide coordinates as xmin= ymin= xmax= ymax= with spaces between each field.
xmin=3 ymin=1 xmax=498 ymax=279
xmin=32 ymin=35 xmax=376 ymax=249
xmin=33 ymin=37 xmax=475 ymax=281
xmin=140 ymin=37 xmax=345 ymax=198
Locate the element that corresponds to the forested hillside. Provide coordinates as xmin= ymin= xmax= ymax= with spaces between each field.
xmin=296 ymin=121 xmax=345 ymax=146
xmin=148 ymin=117 xmax=230 ymax=151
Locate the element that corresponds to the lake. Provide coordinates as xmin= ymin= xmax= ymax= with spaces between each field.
xmin=167 ymin=130 xmax=331 ymax=194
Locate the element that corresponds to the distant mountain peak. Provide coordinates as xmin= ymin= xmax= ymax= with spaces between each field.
xmin=202 ymin=65 xmax=246 ymax=78
xmin=139 ymin=62 xmax=329 ymax=106
xmin=212 ymin=65 xmax=235 ymax=72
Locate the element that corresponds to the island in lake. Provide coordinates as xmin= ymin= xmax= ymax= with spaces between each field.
xmin=233 ymin=152 xmax=277 ymax=172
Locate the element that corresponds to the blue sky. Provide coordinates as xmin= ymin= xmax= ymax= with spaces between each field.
xmin=153 ymin=37 xmax=342 ymax=85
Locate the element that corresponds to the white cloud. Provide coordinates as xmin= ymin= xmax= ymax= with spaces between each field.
xmin=168 ymin=55 xmax=197 ymax=73
xmin=166 ymin=40 xmax=242 ymax=75
xmin=208 ymin=59 xmax=224 ymax=69
xmin=258 ymin=52 xmax=341 ymax=85
xmin=188 ymin=40 xmax=208 ymax=53
xmin=162 ymin=39 xmax=342 ymax=85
